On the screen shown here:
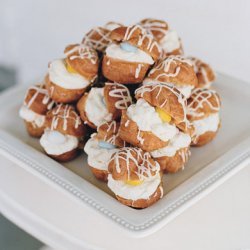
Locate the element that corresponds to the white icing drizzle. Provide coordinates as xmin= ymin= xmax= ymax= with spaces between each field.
xmin=99 ymin=121 xmax=120 ymax=146
xmin=140 ymin=19 xmax=168 ymax=38
xmin=187 ymin=88 xmax=220 ymax=118
xmin=178 ymin=148 xmax=191 ymax=170
xmin=51 ymin=104 xmax=82 ymax=131
xmin=137 ymin=129 xmax=145 ymax=145
xmin=105 ymin=82 xmax=132 ymax=109
xmin=24 ymin=85 xmax=54 ymax=111
xmin=189 ymin=57 xmax=212 ymax=87
xmin=109 ymin=147 xmax=160 ymax=181
xmin=125 ymin=120 xmax=130 ymax=127
xmin=123 ymin=25 xmax=161 ymax=54
xmin=135 ymin=83 xmax=189 ymax=129
xmin=135 ymin=63 xmax=143 ymax=78
xmin=65 ymin=44 xmax=98 ymax=64
xmin=82 ymin=27 xmax=112 ymax=51
xmin=149 ymin=55 xmax=193 ymax=79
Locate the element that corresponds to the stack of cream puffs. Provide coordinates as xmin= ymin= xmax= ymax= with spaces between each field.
xmin=19 ymin=17 xmax=220 ymax=209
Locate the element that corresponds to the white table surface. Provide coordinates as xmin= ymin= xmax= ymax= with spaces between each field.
xmin=1 ymin=154 xmax=250 ymax=250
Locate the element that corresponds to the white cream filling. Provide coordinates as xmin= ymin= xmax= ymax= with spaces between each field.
xmin=127 ymin=99 xmax=178 ymax=142
xmin=19 ymin=105 xmax=45 ymax=128
xmin=107 ymin=172 xmax=161 ymax=200
xmin=48 ymin=59 xmax=90 ymax=90
xmin=176 ymin=85 xmax=194 ymax=99
xmin=106 ymin=43 xmax=154 ymax=64
xmin=84 ymin=136 xmax=118 ymax=171
xmin=192 ymin=113 xmax=220 ymax=137
xmin=160 ymin=30 xmax=181 ymax=53
xmin=151 ymin=132 xmax=191 ymax=158
xmin=85 ymin=88 xmax=113 ymax=127
xmin=40 ymin=129 xmax=78 ymax=155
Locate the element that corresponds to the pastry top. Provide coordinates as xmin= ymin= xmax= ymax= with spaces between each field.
xmin=82 ymin=27 xmax=112 ymax=52
xmin=135 ymin=83 xmax=189 ymax=131
xmin=108 ymin=147 xmax=160 ymax=181
xmin=104 ymin=82 xmax=132 ymax=112
xmin=139 ymin=18 xmax=168 ymax=42
xmin=45 ymin=104 xmax=85 ymax=137
xmin=104 ymin=21 xmax=123 ymax=31
xmin=110 ymin=25 xmax=161 ymax=61
xmin=23 ymin=84 xmax=54 ymax=114
xmin=188 ymin=57 xmax=216 ymax=87
xmin=187 ymin=88 xmax=221 ymax=121
xmin=64 ymin=43 xmax=98 ymax=80
xmin=147 ymin=55 xmax=198 ymax=87
xmin=96 ymin=121 xmax=126 ymax=147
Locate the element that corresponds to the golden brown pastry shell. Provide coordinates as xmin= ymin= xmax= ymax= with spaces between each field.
xmin=154 ymin=147 xmax=190 ymax=173
xmin=189 ymin=57 xmax=216 ymax=88
xmin=192 ymin=130 xmax=218 ymax=147
xmin=116 ymin=184 xmax=163 ymax=208
xmin=24 ymin=86 xmax=52 ymax=114
xmin=97 ymin=121 xmax=125 ymax=147
xmin=49 ymin=148 xmax=79 ymax=162
xmin=82 ymin=27 xmax=111 ymax=52
xmin=24 ymin=121 xmax=45 ymax=138
xmin=45 ymin=75 xmax=87 ymax=103
xmin=104 ymin=83 xmax=131 ymax=119
xmin=90 ymin=166 xmax=108 ymax=182
xmin=102 ymin=56 xmax=150 ymax=84
xmin=135 ymin=85 xmax=186 ymax=129
xmin=139 ymin=18 xmax=168 ymax=42
xmin=187 ymin=89 xmax=221 ymax=121
xmin=45 ymin=105 xmax=86 ymax=138
xmin=64 ymin=44 xmax=98 ymax=80
xmin=148 ymin=57 xmax=198 ymax=87
xmin=118 ymin=112 xmax=168 ymax=152
xmin=108 ymin=146 xmax=160 ymax=181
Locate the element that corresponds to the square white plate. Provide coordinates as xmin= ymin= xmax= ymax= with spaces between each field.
xmin=0 ymin=73 xmax=249 ymax=237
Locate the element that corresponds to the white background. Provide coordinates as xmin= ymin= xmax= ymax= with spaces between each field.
xmin=0 ymin=0 xmax=250 ymax=85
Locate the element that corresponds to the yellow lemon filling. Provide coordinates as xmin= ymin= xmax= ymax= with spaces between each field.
xmin=125 ymin=180 xmax=144 ymax=186
xmin=65 ymin=62 xmax=77 ymax=74
xmin=155 ymin=107 xmax=172 ymax=123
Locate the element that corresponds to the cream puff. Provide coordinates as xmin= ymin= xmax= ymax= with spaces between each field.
xmin=45 ymin=44 xmax=98 ymax=103
xmin=77 ymin=82 xmax=132 ymax=129
xmin=188 ymin=57 xmax=216 ymax=88
xmin=150 ymin=131 xmax=191 ymax=173
xmin=119 ymin=83 xmax=190 ymax=152
xmin=102 ymin=25 xmax=161 ymax=84
xmin=40 ymin=104 xmax=86 ymax=161
xmin=82 ymin=27 xmax=112 ymax=53
xmin=144 ymin=55 xmax=198 ymax=98
xmin=139 ymin=18 xmax=183 ymax=57
xmin=84 ymin=121 xmax=126 ymax=181
xmin=107 ymin=147 xmax=163 ymax=208
xmin=19 ymin=84 xmax=54 ymax=137
xmin=187 ymin=88 xmax=221 ymax=146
